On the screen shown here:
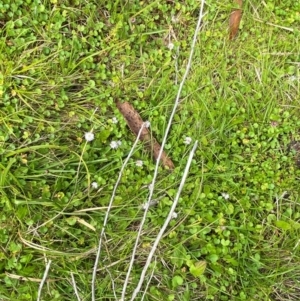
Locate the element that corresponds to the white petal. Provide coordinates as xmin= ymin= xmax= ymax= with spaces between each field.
xmin=184 ymin=137 xmax=192 ymax=145
xmin=221 ymin=193 xmax=230 ymax=200
xmin=136 ymin=160 xmax=143 ymax=167
xmin=91 ymin=182 xmax=98 ymax=189
xmin=85 ymin=132 xmax=94 ymax=142
xmin=110 ymin=141 xmax=119 ymax=149
xmin=167 ymin=42 xmax=174 ymax=50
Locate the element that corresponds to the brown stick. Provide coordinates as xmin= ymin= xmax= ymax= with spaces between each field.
xmin=116 ymin=101 xmax=175 ymax=170
xmin=229 ymin=0 xmax=243 ymax=40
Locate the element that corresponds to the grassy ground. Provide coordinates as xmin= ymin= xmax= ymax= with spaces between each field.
xmin=1 ymin=0 xmax=300 ymax=300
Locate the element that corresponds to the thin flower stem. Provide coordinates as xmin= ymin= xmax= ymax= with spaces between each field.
xmin=122 ymin=1 xmax=205 ymax=299
xmin=37 ymin=259 xmax=52 ymax=301
xmin=91 ymin=123 xmax=147 ymax=301
xmin=71 ymin=273 xmax=81 ymax=301
xmin=173 ymin=46 xmax=180 ymax=85
xmin=140 ymin=258 xmax=156 ymax=301
xmin=130 ymin=141 xmax=198 ymax=301
xmin=105 ymin=267 xmax=118 ymax=300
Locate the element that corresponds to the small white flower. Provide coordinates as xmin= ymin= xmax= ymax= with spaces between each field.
xmin=91 ymin=182 xmax=98 ymax=189
xmin=135 ymin=160 xmax=143 ymax=167
xmin=110 ymin=140 xmax=121 ymax=149
xmin=171 ymin=212 xmax=178 ymax=219
xmin=288 ymin=76 xmax=297 ymax=82
xmin=144 ymin=121 xmax=150 ymax=128
xmin=140 ymin=199 xmax=158 ymax=210
xmin=183 ymin=136 xmax=192 ymax=145
xmin=221 ymin=193 xmax=230 ymax=200
xmin=171 ymin=15 xmax=179 ymax=23
xmin=85 ymin=132 xmax=94 ymax=142
xmin=141 ymin=202 xmax=149 ymax=210
xmin=148 ymin=183 xmax=154 ymax=191
xmin=167 ymin=42 xmax=174 ymax=50
xmin=112 ymin=117 xmax=118 ymax=124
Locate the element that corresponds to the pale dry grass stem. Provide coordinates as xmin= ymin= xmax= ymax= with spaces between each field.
xmin=122 ymin=1 xmax=206 ymax=299
xmin=129 ymin=141 xmax=198 ymax=301
xmin=37 ymin=259 xmax=52 ymax=301
xmin=91 ymin=122 xmax=149 ymax=301
xmin=71 ymin=272 xmax=81 ymax=301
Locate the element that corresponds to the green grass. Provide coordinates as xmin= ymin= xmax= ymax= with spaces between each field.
xmin=1 ymin=0 xmax=300 ymax=300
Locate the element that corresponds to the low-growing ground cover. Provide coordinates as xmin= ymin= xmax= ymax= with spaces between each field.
xmin=0 ymin=0 xmax=300 ymax=300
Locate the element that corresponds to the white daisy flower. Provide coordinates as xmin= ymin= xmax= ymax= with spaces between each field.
xmin=183 ymin=136 xmax=192 ymax=145
xmin=91 ymin=182 xmax=98 ymax=189
xmin=288 ymin=76 xmax=297 ymax=82
xmin=112 ymin=117 xmax=118 ymax=124
xmin=144 ymin=121 xmax=150 ymax=128
xmin=135 ymin=160 xmax=143 ymax=167
xmin=167 ymin=42 xmax=174 ymax=50
xmin=171 ymin=212 xmax=178 ymax=219
xmin=221 ymin=193 xmax=230 ymax=200
xmin=171 ymin=15 xmax=179 ymax=24
xmin=141 ymin=202 xmax=149 ymax=210
xmin=110 ymin=140 xmax=121 ymax=149
xmin=140 ymin=199 xmax=158 ymax=210
xmin=148 ymin=183 xmax=154 ymax=191
xmin=85 ymin=132 xmax=94 ymax=142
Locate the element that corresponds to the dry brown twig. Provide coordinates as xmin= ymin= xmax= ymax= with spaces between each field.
xmin=116 ymin=101 xmax=175 ymax=170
